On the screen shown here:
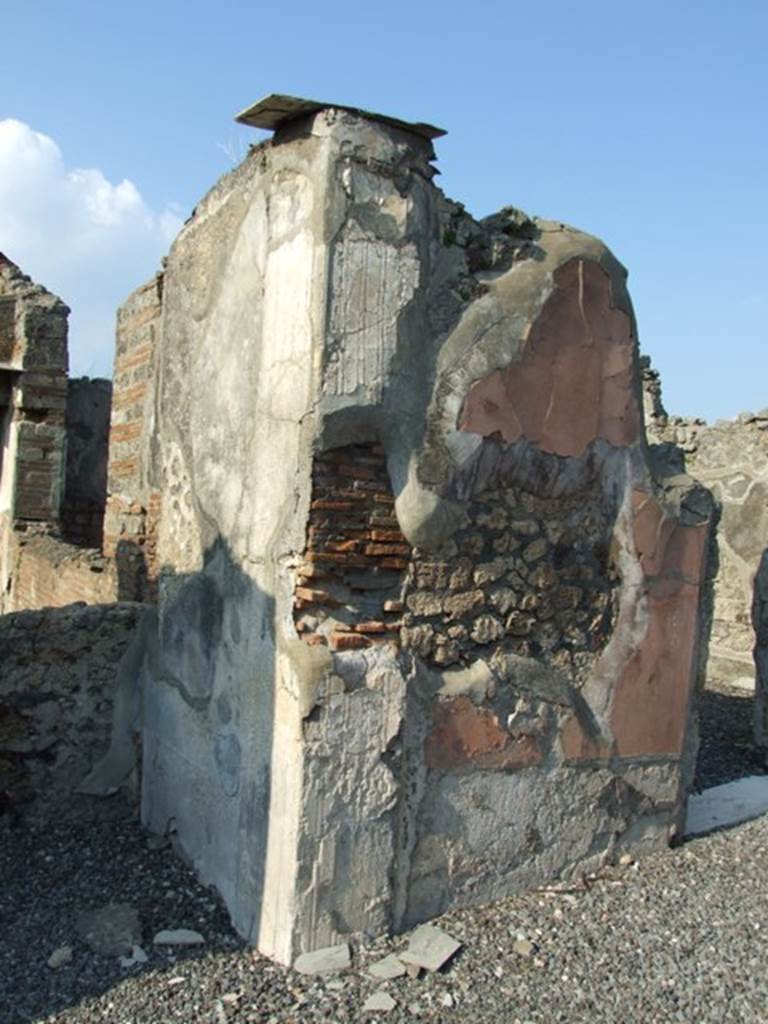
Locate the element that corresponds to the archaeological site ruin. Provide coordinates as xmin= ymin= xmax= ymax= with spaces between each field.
xmin=1 ymin=95 xmax=766 ymax=966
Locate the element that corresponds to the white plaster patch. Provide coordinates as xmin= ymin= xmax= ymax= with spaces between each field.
xmin=326 ymin=223 xmax=418 ymax=402
xmin=685 ymin=776 xmax=768 ymax=837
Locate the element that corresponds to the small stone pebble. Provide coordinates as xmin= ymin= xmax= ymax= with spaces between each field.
xmin=362 ymin=989 xmax=397 ymax=1012
xmin=153 ymin=928 xmax=205 ymax=945
xmin=512 ymin=938 xmax=534 ymax=958
xmin=47 ymin=946 xmax=72 ymax=969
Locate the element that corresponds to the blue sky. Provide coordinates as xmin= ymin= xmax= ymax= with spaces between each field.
xmin=1 ymin=0 xmax=765 ymax=421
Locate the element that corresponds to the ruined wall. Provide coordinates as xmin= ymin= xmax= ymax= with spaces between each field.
xmin=0 ymin=254 xmax=70 ymax=610
xmin=62 ymin=377 xmax=111 ymax=547
xmin=133 ymin=105 xmax=712 ymax=965
xmin=643 ymin=359 xmax=768 ymax=689
xmin=3 ymin=532 xmax=118 ymax=610
xmin=0 ymin=601 xmax=141 ymax=823
xmin=102 ymin=274 xmax=163 ymax=602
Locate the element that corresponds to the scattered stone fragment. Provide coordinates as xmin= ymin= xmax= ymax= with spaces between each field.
xmin=368 ymin=953 xmax=407 ymax=980
xmin=47 ymin=945 xmax=72 ymax=969
xmin=399 ymin=924 xmax=462 ymax=973
xmin=146 ymin=834 xmax=170 ymax=851
xmin=119 ymin=945 xmax=149 ymax=968
xmin=618 ymin=852 xmax=634 ymax=866
xmin=293 ymin=942 xmax=351 ymax=975
xmin=440 ymin=991 xmax=455 ymax=1008
xmin=153 ymin=928 xmax=205 ymax=946
xmin=75 ymin=902 xmax=142 ymax=956
xmin=512 ymin=938 xmax=534 ymax=958
xmin=362 ymin=989 xmax=397 ymax=1012
xmin=221 ymin=992 xmax=240 ymax=1005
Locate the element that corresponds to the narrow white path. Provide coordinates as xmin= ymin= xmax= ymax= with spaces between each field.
xmin=686 ymin=775 xmax=768 ymax=837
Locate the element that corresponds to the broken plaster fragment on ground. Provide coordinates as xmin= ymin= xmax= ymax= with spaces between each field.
xmin=367 ymin=953 xmax=407 ymax=979
xmin=362 ymin=988 xmax=397 ymax=1012
xmin=398 ymin=923 xmax=462 ymax=972
xmin=119 ymin=945 xmax=149 ymax=968
xmin=293 ymin=942 xmax=351 ymax=975
xmin=47 ymin=946 xmax=73 ymax=969
xmin=153 ymin=928 xmax=205 ymax=946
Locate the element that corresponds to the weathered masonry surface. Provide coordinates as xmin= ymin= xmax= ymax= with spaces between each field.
xmin=0 ymin=602 xmax=140 ymax=822
xmin=642 ymin=359 xmax=768 ymax=744
xmin=102 ymin=273 xmax=163 ymax=602
xmin=117 ymin=97 xmax=714 ymax=966
xmin=0 ymin=254 xmax=116 ymax=614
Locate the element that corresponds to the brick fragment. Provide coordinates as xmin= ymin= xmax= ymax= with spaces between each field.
xmin=365 ymin=543 xmax=411 ymax=557
xmin=304 ymin=634 xmax=328 ymax=647
xmin=295 ymin=586 xmax=337 ymax=605
xmin=329 ymin=632 xmax=370 ymax=651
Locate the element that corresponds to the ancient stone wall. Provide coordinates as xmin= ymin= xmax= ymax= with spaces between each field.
xmin=0 ymin=601 xmax=140 ymax=823
xmin=0 ymin=254 xmax=71 ymax=609
xmin=643 ymin=358 xmax=768 ymax=688
xmin=0 ymin=254 xmax=69 ymax=525
xmin=131 ymin=102 xmax=713 ymax=965
xmin=102 ymin=273 xmax=163 ymax=602
xmin=3 ymin=532 xmax=118 ymax=611
xmin=62 ymin=377 xmax=111 ymax=548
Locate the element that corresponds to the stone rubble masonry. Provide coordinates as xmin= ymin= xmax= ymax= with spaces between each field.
xmin=642 ymin=357 xmax=768 ymax=700
xmin=128 ymin=102 xmax=714 ymax=967
xmin=102 ymin=273 xmax=164 ymax=602
xmin=0 ymin=601 xmax=141 ymax=823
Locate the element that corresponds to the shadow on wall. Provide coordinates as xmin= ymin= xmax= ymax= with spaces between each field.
xmin=115 ymin=538 xmax=154 ymax=603
xmin=75 ymin=532 xmax=277 ymax=962
xmin=753 ymin=548 xmax=768 ymax=748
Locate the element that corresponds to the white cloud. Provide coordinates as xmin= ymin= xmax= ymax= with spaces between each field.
xmin=0 ymin=119 xmax=183 ymax=377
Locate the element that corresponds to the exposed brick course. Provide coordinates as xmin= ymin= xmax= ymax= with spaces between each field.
xmin=294 ymin=445 xmax=409 ymax=648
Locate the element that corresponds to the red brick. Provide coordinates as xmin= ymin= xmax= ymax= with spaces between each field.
xmin=364 ymin=543 xmax=411 ymax=557
xmin=329 ymin=632 xmax=370 ymax=651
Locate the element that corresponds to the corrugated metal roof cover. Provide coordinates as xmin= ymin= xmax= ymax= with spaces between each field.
xmin=235 ymin=94 xmax=446 ymax=141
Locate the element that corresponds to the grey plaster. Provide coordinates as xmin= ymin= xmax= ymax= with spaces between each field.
xmin=127 ymin=105 xmax=710 ymax=965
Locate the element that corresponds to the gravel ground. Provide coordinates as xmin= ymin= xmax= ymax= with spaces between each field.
xmin=2 ymin=679 xmax=766 ymax=1024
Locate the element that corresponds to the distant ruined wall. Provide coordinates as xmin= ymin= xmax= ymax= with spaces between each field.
xmin=0 ymin=256 xmax=123 ymax=613
xmin=62 ymin=377 xmax=112 ymax=548
xmin=5 ymin=532 xmax=118 ymax=611
xmin=0 ymin=601 xmax=141 ymax=823
xmin=0 ymin=254 xmax=70 ymax=611
xmin=103 ymin=274 xmax=163 ymax=602
xmin=643 ymin=358 xmax=768 ymax=687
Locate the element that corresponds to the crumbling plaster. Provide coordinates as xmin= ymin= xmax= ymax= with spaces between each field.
xmin=93 ymin=104 xmax=714 ymax=965
xmin=643 ymin=363 xmax=768 ymax=718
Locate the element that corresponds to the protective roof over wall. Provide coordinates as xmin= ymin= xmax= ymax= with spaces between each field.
xmin=235 ymin=93 xmax=446 ymax=141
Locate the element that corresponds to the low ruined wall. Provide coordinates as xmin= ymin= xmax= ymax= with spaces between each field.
xmin=0 ymin=601 xmax=140 ymax=823
xmin=644 ymin=361 xmax=768 ymax=687
xmin=1 ymin=530 xmax=118 ymax=613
